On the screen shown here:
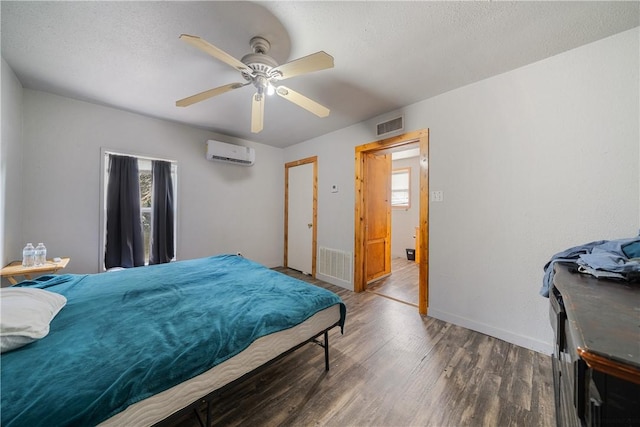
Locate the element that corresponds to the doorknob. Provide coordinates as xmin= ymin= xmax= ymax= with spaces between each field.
xmin=307 ymin=223 xmax=313 ymax=229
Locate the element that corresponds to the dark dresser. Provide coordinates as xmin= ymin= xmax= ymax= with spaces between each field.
xmin=550 ymin=264 xmax=640 ymax=426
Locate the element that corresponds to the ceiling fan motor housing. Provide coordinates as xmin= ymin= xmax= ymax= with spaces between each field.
xmin=249 ymin=36 xmax=270 ymax=54
xmin=241 ymin=37 xmax=282 ymax=93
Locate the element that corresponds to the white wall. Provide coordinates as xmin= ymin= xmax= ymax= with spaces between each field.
xmin=391 ymin=156 xmax=420 ymax=259
xmin=4 ymin=28 xmax=638 ymax=353
xmin=284 ymin=28 xmax=640 ymax=354
xmin=1 ymin=58 xmax=24 ymax=282
xmin=19 ymin=90 xmax=284 ymax=274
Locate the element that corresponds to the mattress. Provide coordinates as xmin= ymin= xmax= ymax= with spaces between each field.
xmin=2 ymin=255 xmax=346 ymax=426
xmin=101 ymin=304 xmax=341 ymax=426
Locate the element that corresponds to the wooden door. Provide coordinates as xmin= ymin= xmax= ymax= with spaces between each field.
xmin=287 ymin=162 xmax=314 ymax=274
xmin=284 ymin=156 xmax=317 ymax=277
xmin=364 ymin=152 xmax=391 ymax=284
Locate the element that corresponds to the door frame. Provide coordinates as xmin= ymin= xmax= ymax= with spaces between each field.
xmin=284 ymin=156 xmax=318 ymax=277
xmin=354 ymin=129 xmax=429 ymax=314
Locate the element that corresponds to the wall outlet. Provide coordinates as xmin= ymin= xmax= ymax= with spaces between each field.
xmin=431 ymin=190 xmax=444 ymax=202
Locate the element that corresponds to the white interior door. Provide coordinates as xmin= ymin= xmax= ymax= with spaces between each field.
xmin=287 ymin=162 xmax=314 ymax=274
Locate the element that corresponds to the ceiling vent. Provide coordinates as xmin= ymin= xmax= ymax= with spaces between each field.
xmin=376 ymin=116 xmax=404 ymax=137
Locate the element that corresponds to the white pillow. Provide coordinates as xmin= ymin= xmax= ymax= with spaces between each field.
xmin=0 ymin=287 xmax=67 ymax=353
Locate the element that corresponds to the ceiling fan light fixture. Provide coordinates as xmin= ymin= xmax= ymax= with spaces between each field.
xmin=254 ymin=75 xmax=272 ymax=96
xmin=266 ymin=84 xmax=276 ymax=96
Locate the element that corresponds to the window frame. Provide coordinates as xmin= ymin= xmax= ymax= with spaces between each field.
xmin=99 ymin=148 xmax=178 ymax=270
xmin=391 ymin=167 xmax=411 ymax=209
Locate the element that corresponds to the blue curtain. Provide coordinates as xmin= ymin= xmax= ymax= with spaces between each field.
xmin=149 ymin=160 xmax=175 ymax=265
xmin=104 ymin=155 xmax=144 ymax=269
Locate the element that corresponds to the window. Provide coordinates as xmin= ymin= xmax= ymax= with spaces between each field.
xmin=101 ymin=150 xmax=178 ymax=269
xmin=391 ymin=168 xmax=410 ymax=208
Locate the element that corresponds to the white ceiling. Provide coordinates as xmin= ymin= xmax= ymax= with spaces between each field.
xmin=2 ymin=1 xmax=638 ymax=148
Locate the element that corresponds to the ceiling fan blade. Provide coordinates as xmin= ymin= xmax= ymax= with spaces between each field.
xmin=272 ymin=51 xmax=334 ymax=80
xmin=179 ymin=34 xmax=252 ymax=74
xmin=276 ymin=86 xmax=330 ymax=117
xmin=176 ymin=82 xmax=248 ymax=107
xmin=251 ymin=93 xmax=265 ymax=133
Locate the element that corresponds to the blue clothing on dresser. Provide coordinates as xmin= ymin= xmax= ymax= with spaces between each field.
xmin=540 ymin=236 xmax=640 ymax=297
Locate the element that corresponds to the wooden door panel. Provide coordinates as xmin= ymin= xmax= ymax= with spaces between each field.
xmin=366 ymin=239 xmax=387 ymax=282
xmin=364 ymin=152 xmax=391 ymax=284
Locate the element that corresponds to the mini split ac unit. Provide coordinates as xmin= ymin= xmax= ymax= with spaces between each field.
xmin=206 ymin=140 xmax=255 ymax=166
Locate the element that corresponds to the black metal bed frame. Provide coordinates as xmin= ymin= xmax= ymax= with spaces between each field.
xmin=152 ymin=321 xmax=340 ymax=427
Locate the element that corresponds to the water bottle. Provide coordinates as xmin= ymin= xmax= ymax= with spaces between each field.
xmin=22 ymin=243 xmax=35 ymax=267
xmin=34 ymin=243 xmax=47 ymax=266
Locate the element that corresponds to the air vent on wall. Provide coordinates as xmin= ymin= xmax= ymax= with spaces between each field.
xmin=318 ymin=247 xmax=352 ymax=283
xmin=376 ymin=116 xmax=404 ymax=136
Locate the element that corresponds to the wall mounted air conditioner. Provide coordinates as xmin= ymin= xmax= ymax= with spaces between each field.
xmin=206 ymin=140 xmax=255 ymax=166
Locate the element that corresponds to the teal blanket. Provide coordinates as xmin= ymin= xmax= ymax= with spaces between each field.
xmin=1 ymin=255 xmax=346 ymax=426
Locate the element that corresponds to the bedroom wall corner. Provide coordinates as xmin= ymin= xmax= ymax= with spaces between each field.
xmin=410 ymin=27 xmax=639 ymax=354
xmin=1 ymin=58 xmax=24 ymax=284
xmin=284 ymin=28 xmax=639 ymax=353
xmin=19 ymin=91 xmax=285 ymax=274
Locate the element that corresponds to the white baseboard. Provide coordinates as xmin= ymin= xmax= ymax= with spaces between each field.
xmin=316 ymin=273 xmax=352 ymax=291
xmin=428 ymin=308 xmax=553 ymax=355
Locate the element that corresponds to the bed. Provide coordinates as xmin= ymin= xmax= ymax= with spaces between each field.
xmin=1 ymin=254 xmax=346 ymax=426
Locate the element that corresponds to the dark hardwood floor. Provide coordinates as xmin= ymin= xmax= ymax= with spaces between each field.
xmin=366 ymin=257 xmax=420 ymax=307
xmin=174 ymin=268 xmax=554 ymax=427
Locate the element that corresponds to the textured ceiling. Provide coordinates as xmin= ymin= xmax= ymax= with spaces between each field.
xmin=2 ymin=1 xmax=638 ymax=148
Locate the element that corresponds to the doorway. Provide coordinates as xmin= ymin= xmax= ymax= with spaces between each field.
xmin=284 ymin=156 xmax=318 ymax=276
xmin=354 ymin=129 xmax=429 ymax=314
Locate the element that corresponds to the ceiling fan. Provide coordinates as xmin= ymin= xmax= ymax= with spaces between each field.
xmin=176 ymin=34 xmax=334 ymax=133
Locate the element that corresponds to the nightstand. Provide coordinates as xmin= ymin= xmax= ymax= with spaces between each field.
xmin=1 ymin=258 xmax=70 ymax=285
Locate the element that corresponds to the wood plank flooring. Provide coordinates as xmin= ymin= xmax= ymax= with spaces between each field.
xmin=174 ymin=269 xmax=554 ymax=427
xmin=366 ymin=257 xmax=420 ymax=306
